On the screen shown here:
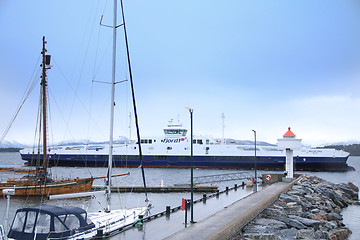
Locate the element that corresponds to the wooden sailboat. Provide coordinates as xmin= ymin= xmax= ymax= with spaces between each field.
xmin=0 ymin=37 xmax=121 ymax=197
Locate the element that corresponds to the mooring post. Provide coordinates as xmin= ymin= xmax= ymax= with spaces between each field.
xmin=182 ymin=198 xmax=188 ymax=227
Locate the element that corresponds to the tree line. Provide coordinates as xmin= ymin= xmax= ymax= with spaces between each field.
xmin=0 ymin=148 xmax=22 ymax=152
xmin=318 ymin=144 xmax=360 ymax=156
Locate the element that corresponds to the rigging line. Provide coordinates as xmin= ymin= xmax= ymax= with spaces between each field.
xmin=92 ymin=36 xmax=113 ymax=80
xmin=52 ymin=60 xmax=107 ymax=141
xmin=87 ymin=78 xmax=95 ymax=146
xmin=93 ymin=0 xmax=114 ymax=80
xmin=46 ymin=86 xmax=55 ymax=179
xmin=120 ymin=0 xmax=149 ymax=201
xmin=47 ymin=84 xmax=55 ymax=160
xmin=0 ymin=63 xmax=41 ymax=144
xmin=92 ymin=12 xmax=102 ymax=80
xmin=37 ymin=89 xmax=43 ymax=169
xmin=62 ymin=1 xmax=100 ymax=142
xmin=32 ymin=92 xmax=41 ymax=154
xmin=47 ymin=88 xmax=77 ymax=143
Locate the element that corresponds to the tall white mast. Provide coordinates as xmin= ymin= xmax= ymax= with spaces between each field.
xmin=106 ymin=0 xmax=117 ymax=213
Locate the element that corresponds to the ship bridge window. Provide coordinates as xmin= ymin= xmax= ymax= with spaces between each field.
xmin=164 ymin=129 xmax=187 ymax=136
xmin=206 ymin=139 xmax=210 ymax=144
xmin=193 ymin=139 xmax=203 ymax=145
xmin=165 ymin=130 xmax=179 ymax=134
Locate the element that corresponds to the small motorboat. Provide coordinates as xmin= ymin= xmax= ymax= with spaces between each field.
xmin=7 ymin=205 xmax=147 ymax=240
xmin=7 ymin=205 xmax=95 ymax=240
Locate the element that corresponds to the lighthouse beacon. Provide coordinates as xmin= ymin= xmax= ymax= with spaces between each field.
xmin=277 ymin=127 xmax=302 ymax=181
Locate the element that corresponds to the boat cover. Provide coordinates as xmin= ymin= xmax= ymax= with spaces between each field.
xmin=8 ymin=205 xmax=95 ymax=240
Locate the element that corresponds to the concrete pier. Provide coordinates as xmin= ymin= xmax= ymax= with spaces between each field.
xmin=166 ymin=179 xmax=298 ymax=240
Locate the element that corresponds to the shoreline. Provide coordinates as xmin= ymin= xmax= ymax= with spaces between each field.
xmin=234 ymin=175 xmax=359 ymax=240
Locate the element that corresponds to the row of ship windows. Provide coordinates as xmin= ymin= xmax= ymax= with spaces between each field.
xmin=55 ymin=143 xmax=281 ymax=152
xmin=81 ymin=155 xmax=258 ymax=160
xmin=58 ymin=146 xmax=264 ymax=151
xmin=139 ymin=139 xmax=206 ymax=144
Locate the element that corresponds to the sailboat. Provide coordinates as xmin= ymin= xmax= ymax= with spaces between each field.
xmin=0 ymin=36 xmax=102 ymax=197
xmin=7 ymin=0 xmax=150 ymax=239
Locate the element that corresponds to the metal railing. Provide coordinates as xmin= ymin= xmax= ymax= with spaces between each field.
xmin=175 ymin=171 xmax=262 ymax=185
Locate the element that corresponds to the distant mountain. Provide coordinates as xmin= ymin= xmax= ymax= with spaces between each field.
xmin=0 ymin=136 xmax=129 ymax=149
xmin=0 ymin=140 xmax=28 ymax=149
xmin=318 ymin=144 xmax=360 ymax=156
xmin=320 ymin=140 xmax=360 ymax=147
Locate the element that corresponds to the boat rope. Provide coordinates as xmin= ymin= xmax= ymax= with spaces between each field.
xmin=37 ymin=90 xmax=43 ymax=170
xmin=52 ymin=59 xmax=108 ymax=141
xmin=47 ymin=87 xmax=76 ymax=142
xmin=120 ymin=0 xmax=149 ymax=202
xmin=55 ymin=1 xmax=100 ymax=144
xmin=0 ymin=56 xmax=41 ymax=144
xmin=29 ymin=92 xmax=42 ymax=168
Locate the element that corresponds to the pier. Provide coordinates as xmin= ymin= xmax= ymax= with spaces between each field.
xmin=107 ymin=175 xmax=297 ymax=239
xmin=165 ymin=179 xmax=298 ymax=240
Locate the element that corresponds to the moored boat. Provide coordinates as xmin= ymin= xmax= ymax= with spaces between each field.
xmin=7 ymin=205 xmax=147 ymax=240
xmin=0 ymin=37 xmax=98 ymax=196
xmin=20 ymin=121 xmax=354 ymax=171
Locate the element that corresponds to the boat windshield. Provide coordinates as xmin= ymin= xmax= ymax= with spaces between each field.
xmin=35 ymin=212 xmax=51 ymax=233
xmin=11 ymin=211 xmax=26 ymax=232
xmin=24 ymin=211 xmax=36 ymax=233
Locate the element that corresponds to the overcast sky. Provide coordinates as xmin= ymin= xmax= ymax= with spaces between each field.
xmin=1 ymin=0 xmax=360 ymax=146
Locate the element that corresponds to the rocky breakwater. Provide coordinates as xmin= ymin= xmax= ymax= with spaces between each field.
xmin=238 ymin=175 xmax=359 ymax=240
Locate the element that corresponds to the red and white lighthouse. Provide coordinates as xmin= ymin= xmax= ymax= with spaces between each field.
xmin=277 ymin=127 xmax=302 ymax=179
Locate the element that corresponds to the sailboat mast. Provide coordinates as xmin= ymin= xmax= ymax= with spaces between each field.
xmin=106 ymin=0 xmax=118 ymax=212
xmin=41 ymin=36 xmax=48 ymax=176
xmin=120 ymin=0 xmax=149 ymax=201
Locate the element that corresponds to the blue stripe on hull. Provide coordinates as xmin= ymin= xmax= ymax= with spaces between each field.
xmin=20 ymin=154 xmax=353 ymax=171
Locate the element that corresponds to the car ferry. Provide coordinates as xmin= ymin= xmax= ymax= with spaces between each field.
xmin=20 ymin=122 xmax=353 ymax=171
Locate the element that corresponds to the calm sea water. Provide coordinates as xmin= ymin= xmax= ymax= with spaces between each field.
xmin=0 ymin=152 xmax=359 ymax=239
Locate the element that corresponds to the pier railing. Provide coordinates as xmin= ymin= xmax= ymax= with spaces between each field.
xmin=175 ymin=171 xmax=262 ymax=185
